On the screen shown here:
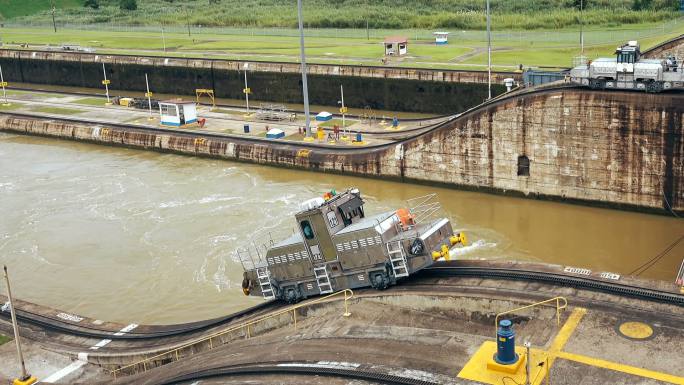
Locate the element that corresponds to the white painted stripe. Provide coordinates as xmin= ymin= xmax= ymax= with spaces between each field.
xmin=113 ymin=323 xmax=138 ymax=336
xmin=89 ymin=339 xmax=112 ymax=350
xmin=41 ymin=360 xmax=86 ymax=383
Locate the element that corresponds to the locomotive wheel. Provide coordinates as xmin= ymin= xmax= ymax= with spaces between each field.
xmin=370 ymin=271 xmax=390 ymax=290
xmin=283 ymin=286 xmax=302 ymax=304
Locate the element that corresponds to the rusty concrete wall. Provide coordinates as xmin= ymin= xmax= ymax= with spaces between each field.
xmin=642 ymin=34 xmax=684 ymax=60
xmin=1 ymin=88 xmax=681 ymax=214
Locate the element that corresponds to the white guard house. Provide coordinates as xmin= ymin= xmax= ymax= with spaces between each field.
xmin=384 ymin=36 xmax=408 ymax=56
xmin=433 ymin=32 xmax=449 ymax=45
xmin=159 ymin=99 xmax=198 ymax=127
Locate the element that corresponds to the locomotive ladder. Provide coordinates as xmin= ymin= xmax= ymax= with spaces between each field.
xmin=256 ymin=267 xmax=275 ymax=300
xmin=386 ymin=240 xmax=409 ymax=278
xmin=313 ymin=265 xmax=334 ymax=295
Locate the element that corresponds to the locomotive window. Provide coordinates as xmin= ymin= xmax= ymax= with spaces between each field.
xmin=300 ymin=220 xmax=315 ymax=240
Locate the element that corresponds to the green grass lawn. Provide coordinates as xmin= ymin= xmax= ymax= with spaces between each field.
xmin=0 ymin=0 xmax=81 ymax=19
xmin=33 ymin=106 xmax=84 ymax=115
xmin=72 ymin=97 xmax=108 ymax=106
xmin=0 ymin=102 xmax=23 ymax=110
xmin=2 ymin=19 xmax=683 ymax=70
xmin=0 ymin=334 xmax=11 ymax=346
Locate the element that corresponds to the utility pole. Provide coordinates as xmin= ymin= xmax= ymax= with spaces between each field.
xmin=161 ymin=24 xmax=167 ymax=52
xmin=145 ymin=73 xmax=153 ymax=120
xmin=4 ymin=266 xmax=37 ymax=385
xmin=243 ymin=63 xmax=251 ymax=113
xmin=580 ymin=0 xmax=584 ymax=56
xmin=101 ymin=62 xmax=111 ymax=105
xmin=297 ymin=0 xmax=311 ymax=138
xmin=51 ymin=0 xmax=57 ymax=33
xmin=186 ymin=8 xmax=191 ymax=37
xmin=486 ymin=0 xmax=492 ymax=100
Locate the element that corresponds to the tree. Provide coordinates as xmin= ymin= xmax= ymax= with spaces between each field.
xmin=632 ymin=0 xmax=653 ymax=10
xmin=119 ymin=0 xmax=137 ymax=10
xmin=84 ymin=0 xmax=100 ymax=9
xmin=570 ymin=0 xmax=590 ymax=10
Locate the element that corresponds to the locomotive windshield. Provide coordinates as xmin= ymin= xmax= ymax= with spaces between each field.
xmin=617 ymin=52 xmax=635 ymax=64
xmin=300 ymin=220 xmax=315 ymax=239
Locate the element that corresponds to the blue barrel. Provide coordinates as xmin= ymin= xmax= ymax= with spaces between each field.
xmin=243 ymin=124 xmax=250 ymax=133
xmin=356 ymin=132 xmax=362 ymax=142
xmin=495 ymin=320 xmax=519 ymax=364
xmin=392 ymin=117 xmax=399 ymax=127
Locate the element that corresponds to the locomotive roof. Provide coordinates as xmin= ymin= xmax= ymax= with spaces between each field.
xmin=271 ymin=232 xmax=303 ymax=249
xmin=336 ymin=211 xmax=395 ymax=235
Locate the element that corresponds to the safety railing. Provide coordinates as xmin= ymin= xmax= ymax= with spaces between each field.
xmin=494 ymin=296 xmax=568 ymax=335
xmin=109 ymin=289 xmax=354 ymax=379
xmin=676 ymin=258 xmax=684 ymax=291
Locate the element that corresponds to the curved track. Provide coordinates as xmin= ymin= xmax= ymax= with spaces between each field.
xmin=158 ymin=362 xmax=439 ymax=385
xmin=1 ymin=262 xmax=681 ymax=344
xmin=423 ymin=264 xmax=684 ymax=306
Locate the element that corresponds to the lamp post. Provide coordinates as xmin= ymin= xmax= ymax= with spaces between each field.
xmin=297 ymin=0 xmax=312 ymax=138
xmin=580 ymin=0 xmax=584 ymax=57
xmin=339 ymin=84 xmax=347 ymax=137
xmin=486 ymin=0 xmax=492 ymax=100
xmin=101 ymin=62 xmax=111 ymax=105
xmin=4 ymin=266 xmax=37 ymax=385
xmin=145 ymin=73 xmax=153 ymax=120
xmin=0 ymin=64 xmax=9 ymax=106
xmin=243 ymin=63 xmax=251 ymax=114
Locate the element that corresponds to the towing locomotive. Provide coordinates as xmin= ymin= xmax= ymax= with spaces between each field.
xmin=569 ymin=40 xmax=683 ymax=92
xmin=238 ymin=188 xmax=466 ymax=303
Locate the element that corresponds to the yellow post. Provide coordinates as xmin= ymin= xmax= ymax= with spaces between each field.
xmin=293 ymin=309 xmax=297 ymax=329
xmin=175 ymin=350 xmax=179 ymax=361
xmin=343 ymin=290 xmax=351 ymax=317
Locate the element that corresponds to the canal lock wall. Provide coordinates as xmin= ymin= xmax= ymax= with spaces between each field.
xmin=1 ymin=87 xmax=682 ymax=215
xmin=0 ymin=50 xmax=512 ymax=114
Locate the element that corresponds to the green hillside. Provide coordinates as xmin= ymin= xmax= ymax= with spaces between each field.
xmin=1 ymin=0 xmax=682 ymax=29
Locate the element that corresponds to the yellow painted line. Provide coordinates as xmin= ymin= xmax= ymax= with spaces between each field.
xmin=555 ymin=351 xmax=684 ymax=385
xmin=549 ymin=307 xmax=587 ymax=353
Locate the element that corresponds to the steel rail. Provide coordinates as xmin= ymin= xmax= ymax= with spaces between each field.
xmin=157 ymin=362 xmax=440 ymax=385
xmin=0 ymin=300 xmax=282 ymax=340
xmin=4 ymin=85 xmax=453 ymax=125
xmin=422 ymin=266 xmax=684 ymax=306
xmin=0 ymin=82 xmax=585 ymax=154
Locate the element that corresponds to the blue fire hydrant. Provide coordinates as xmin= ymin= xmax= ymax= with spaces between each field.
xmin=494 ymin=319 xmax=519 ymax=365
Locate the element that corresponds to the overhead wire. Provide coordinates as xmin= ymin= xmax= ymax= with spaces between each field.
xmin=629 ymin=234 xmax=684 ymax=276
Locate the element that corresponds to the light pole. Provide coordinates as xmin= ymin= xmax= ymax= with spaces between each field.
xmin=580 ymin=0 xmax=584 ymax=57
xmin=51 ymin=0 xmax=57 ymax=33
xmin=243 ymin=63 xmax=251 ymax=114
xmin=101 ymin=62 xmax=111 ymax=105
xmin=161 ymin=25 xmax=167 ymax=52
xmin=297 ymin=0 xmax=312 ymax=138
xmin=0 ymin=64 xmax=10 ymax=106
xmin=4 ymin=266 xmax=37 ymax=385
xmin=486 ymin=0 xmax=492 ymax=100
xmin=339 ymin=84 xmax=347 ymax=137
xmin=145 ymin=73 xmax=153 ymax=120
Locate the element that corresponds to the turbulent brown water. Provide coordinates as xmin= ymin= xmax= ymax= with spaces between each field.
xmin=0 ymin=132 xmax=682 ymax=324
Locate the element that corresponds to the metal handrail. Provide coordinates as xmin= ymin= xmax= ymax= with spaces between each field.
xmin=494 ymin=296 xmax=568 ymax=335
xmin=676 ymin=258 xmax=684 ymax=287
xmin=109 ymin=289 xmax=354 ymax=379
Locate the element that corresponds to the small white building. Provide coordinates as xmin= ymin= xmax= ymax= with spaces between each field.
xmin=384 ymin=36 xmax=408 ymax=56
xmin=433 ymin=32 xmax=449 ymax=45
xmin=159 ymin=99 xmax=198 ymax=127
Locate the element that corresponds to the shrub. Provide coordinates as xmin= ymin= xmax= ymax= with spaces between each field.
xmin=119 ymin=0 xmax=137 ymax=11
xmin=84 ymin=0 xmax=100 ymax=9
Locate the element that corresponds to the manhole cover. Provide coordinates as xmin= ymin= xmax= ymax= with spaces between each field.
xmin=618 ymin=321 xmax=654 ymax=340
